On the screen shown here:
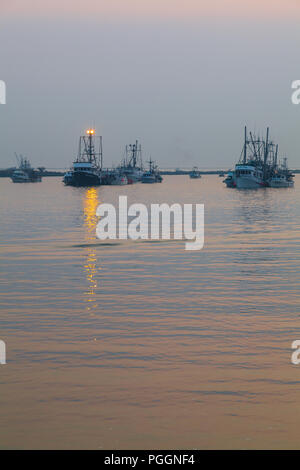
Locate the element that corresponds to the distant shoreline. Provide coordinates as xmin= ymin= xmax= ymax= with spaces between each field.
xmin=1 ymin=168 xmax=299 ymax=178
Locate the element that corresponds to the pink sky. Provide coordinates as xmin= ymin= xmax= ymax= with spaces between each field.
xmin=2 ymin=0 xmax=300 ymax=20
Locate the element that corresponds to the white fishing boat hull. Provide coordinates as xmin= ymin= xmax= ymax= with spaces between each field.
xmin=269 ymin=178 xmax=294 ymax=188
xmin=235 ymin=164 xmax=265 ymax=189
xmin=236 ymin=176 xmax=264 ymax=189
xmin=11 ymin=171 xmax=30 ymax=183
xmin=11 ymin=169 xmax=41 ymax=183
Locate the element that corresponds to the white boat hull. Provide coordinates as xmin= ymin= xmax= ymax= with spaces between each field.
xmin=236 ymin=176 xmax=264 ymax=189
xmin=269 ymin=180 xmax=294 ymax=188
xmin=11 ymin=170 xmax=42 ymax=183
xmin=11 ymin=178 xmax=31 ymax=183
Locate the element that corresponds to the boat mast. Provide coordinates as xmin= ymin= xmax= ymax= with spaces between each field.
xmin=249 ymin=131 xmax=259 ymax=161
xmin=243 ymin=126 xmax=247 ymax=164
xmin=100 ymin=136 xmax=103 ymax=170
xmin=263 ymin=127 xmax=269 ymax=181
xmin=78 ymin=137 xmax=82 ymax=163
xmin=133 ymin=140 xmax=138 ymax=167
xmin=77 ymin=129 xmax=102 ymax=168
xmin=88 ymin=131 xmax=93 ymax=162
xmin=275 ymin=144 xmax=278 ymax=168
xmin=148 ymin=157 xmax=154 ymax=172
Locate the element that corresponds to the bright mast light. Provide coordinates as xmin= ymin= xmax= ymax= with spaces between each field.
xmin=86 ymin=129 xmax=95 ymax=135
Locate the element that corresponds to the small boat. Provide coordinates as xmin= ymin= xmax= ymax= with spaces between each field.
xmin=64 ymin=129 xmax=103 ymax=187
xmin=268 ymin=174 xmax=294 ymax=188
xmin=268 ymin=159 xmax=294 ymax=188
xmin=189 ymin=167 xmax=201 ymax=179
xmin=11 ymin=169 xmax=30 ymax=183
xmin=141 ymin=172 xmax=156 ymax=183
xmin=223 ymin=171 xmax=236 ymax=188
xmin=11 ymin=155 xmax=42 ymax=183
xmin=141 ymin=159 xmax=163 ymax=183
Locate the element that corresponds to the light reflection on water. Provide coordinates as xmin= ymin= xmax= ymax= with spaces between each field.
xmin=0 ymin=175 xmax=299 ymax=449
xmin=83 ymin=188 xmax=100 ymax=313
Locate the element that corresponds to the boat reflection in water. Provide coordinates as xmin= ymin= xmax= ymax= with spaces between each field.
xmin=83 ymin=187 xmax=100 ymax=313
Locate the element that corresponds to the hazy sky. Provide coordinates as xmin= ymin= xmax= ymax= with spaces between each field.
xmin=0 ymin=1 xmax=300 ymax=169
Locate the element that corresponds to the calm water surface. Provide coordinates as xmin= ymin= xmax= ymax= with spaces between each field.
xmin=0 ymin=175 xmax=300 ymax=449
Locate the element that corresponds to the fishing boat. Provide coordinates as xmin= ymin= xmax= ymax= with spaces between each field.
xmin=269 ymin=173 xmax=294 ymax=188
xmin=234 ymin=127 xmax=267 ymax=189
xmin=102 ymin=169 xmax=128 ymax=186
xmin=141 ymin=158 xmax=163 ymax=183
xmin=11 ymin=154 xmax=42 ymax=183
xmin=268 ymin=158 xmax=294 ymax=187
xmin=120 ymin=141 xmax=144 ymax=184
xmin=226 ymin=127 xmax=295 ymax=189
xmin=63 ymin=129 xmax=103 ymax=187
xmin=189 ymin=167 xmax=201 ymax=179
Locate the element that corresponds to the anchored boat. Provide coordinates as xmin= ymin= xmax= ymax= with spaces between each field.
xmin=268 ymin=158 xmax=294 ymax=188
xmin=226 ymin=127 xmax=294 ymax=189
xmin=234 ymin=127 xmax=267 ymax=189
xmin=189 ymin=167 xmax=201 ymax=179
xmin=63 ymin=129 xmax=103 ymax=187
xmin=223 ymin=170 xmax=236 ymax=188
xmin=11 ymin=154 xmax=42 ymax=183
xmin=101 ymin=169 xmax=128 ymax=185
xmin=141 ymin=158 xmax=163 ymax=183
xmin=119 ymin=141 xmax=144 ymax=184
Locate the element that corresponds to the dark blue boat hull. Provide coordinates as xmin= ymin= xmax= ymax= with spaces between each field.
xmin=64 ymin=171 xmax=101 ymax=187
